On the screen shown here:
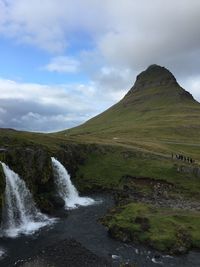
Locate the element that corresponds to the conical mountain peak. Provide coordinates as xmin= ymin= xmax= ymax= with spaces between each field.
xmin=64 ymin=64 xmax=200 ymax=142
xmin=130 ymin=64 xmax=178 ymax=92
xmin=123 ymin=64 xmax=194 ymax=104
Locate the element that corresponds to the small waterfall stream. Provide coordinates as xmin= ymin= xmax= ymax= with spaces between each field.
xmin=0 ymin=248 xmax=5 ymax=259
xmin=51 ymin=157 xmax=95 ymax=209
xmin=0 ymin=162 xmax=53 ymax=238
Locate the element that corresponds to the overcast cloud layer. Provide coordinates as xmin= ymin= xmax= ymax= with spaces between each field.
xmin=0 ymin=0 xmax=200 ymax=132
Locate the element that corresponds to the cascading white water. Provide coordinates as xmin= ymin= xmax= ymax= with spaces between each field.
xmin=0 ymin=162 xmax=54 ymax=238
xmin=51 ymin=157 xmax=95 ymax=209
xmin=0 ymin=248 xmax=5 ymax=258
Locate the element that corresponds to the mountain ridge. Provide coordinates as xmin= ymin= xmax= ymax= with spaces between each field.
xmin=129 ymin=64 xmax=178 ymax=90
xmin=63 ymin=64 xmax=200 ymax=143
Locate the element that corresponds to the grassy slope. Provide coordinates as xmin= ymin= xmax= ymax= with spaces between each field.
xmin=75 ymin=146 xmax=200 ymax=199
xmin=57 ymin=78 xmax=200 ymax=165
xmin=62 ymin=82 xmax=200 ymax=142
xmin=55 ymin=81 xmax=200 ymax=195
xmin=1 ymin=129 xmax=200 ymax=198
xmin=102 ymin=203 xmax=200 ymax=253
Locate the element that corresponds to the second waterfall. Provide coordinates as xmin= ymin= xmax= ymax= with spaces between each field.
xmin=51 ymin=157 xmax=95 ymax=209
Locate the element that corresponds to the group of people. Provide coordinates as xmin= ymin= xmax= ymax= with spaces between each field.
xmin=172 ymin=153 xmax=194 ymax=164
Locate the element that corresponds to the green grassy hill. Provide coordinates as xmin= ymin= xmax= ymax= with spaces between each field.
xmin=64 ymin=64 xmax=200 ymax=141
xmin=58 ymin=65 xmax=200 ymax=160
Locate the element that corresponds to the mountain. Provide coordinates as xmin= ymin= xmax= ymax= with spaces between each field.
xmin=63 ymin=64 xmax=200 ymax=143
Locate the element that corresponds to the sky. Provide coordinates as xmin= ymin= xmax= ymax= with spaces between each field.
xmin=0 ymin=0 xmax=200 ymax=132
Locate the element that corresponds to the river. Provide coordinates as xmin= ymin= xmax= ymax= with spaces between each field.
xmin=0 ymin=194 xmax=200 ymax=267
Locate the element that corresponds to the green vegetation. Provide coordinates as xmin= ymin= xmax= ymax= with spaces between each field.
xmin=102 ymin=203 xmax=200 ymax=254
xmin=56 ymin=66 xmax=200 ymax=164
xmin=75 ymin=145 xmax=200 ymax=199
xmin=61 ymin=83 xmax=200 ymax=143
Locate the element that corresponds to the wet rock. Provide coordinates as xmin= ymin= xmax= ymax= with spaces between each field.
xmin=0 ymin=146 xmax=57 ymax=214
xmin=172 ymin=228 xmax=192 ymax=254
xmin=50 ymin=195 xmax=65 ymax=209
xmin=18 ymin=239 xmax=111 ymax=267
xmin=154 ymin=253 xmax=161 ymax=260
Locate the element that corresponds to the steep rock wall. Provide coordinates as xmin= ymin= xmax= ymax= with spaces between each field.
xmin=0 ymin=146 xmax=64 ymax=216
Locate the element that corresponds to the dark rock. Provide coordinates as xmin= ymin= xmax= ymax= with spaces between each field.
xmin=0 ymin=148 xmax=7 ymax=153
xmin=1 ymin=146 xmax=57 ymax=214
xmin=18 ymin=239 xmax=111 ymax=267
xmin=172 ymin=228 xmax=192 ymax=254
xmin=177 ymin=165 xmax=200 ymax=178
xmin=154 ymin=253 xmax=161 ymax=260
xmin=128 ymin=64 xmax=179 ymax=93
xmin=50 ymin=195 xmax=65 ymax=209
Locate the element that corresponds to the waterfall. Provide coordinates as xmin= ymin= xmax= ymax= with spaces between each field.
xmin=0 ymin=248 xmax=5 ymax=258
xmin=51 ymin=157 xmax=95 ymax=209
xmin=0 ymin=162 xmax=54 ymax=238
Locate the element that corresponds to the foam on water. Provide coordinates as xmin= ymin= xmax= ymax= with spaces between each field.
xmin=3 ymin=219 xmax=54 ymax=238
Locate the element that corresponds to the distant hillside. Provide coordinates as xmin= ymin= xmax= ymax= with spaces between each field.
xmin=62 ymin=64 xmax=200 ymax=143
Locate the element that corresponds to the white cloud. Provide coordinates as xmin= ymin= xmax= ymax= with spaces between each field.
xmin=1 ymin=0 xmax=199 ymax=61
xmin=19 ymin=112 xmax=88 ymax=132
xmin=43 ymin=56 xmax=80 ymax=73
xmin=0 ymin=0 xmax=200 ymax=80
xmin=93 ymin=66 xmax=134 ymax=92
xmin=0 ymin=78 xmax=95 ymax=111
xmin=0 ymin=77 xmax=122 ymax=132
xmin=182 ymin=76 xmax=200 ymax=102
xmin=0 ymin=107 xmax=6 ymax=114
xmin=0 ymin=0 xmax=109 ymax=53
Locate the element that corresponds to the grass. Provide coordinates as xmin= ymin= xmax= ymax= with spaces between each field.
xmin=61 ymin=83 xmax=200 ymax=143
xmin=103 ymin=202 xmax=200 ymax=253
xmin=0 ymin=128 xmax=200 ymax=199
xmin=56 ymin=69 xmax=200 ymax=159
xmin=75 ymin=145 xmax=200 ymax=199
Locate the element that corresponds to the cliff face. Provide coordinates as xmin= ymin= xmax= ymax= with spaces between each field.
xmin=54 ymin=143 xmax=106 ymax=192
xmin=129 ymin=64 xmax=178 ymax=91
xmin=0 ymin=162 xmax=6 ymax=222
xmin=0 ymin=146 xmax=64 ymax=216
xmin=123 ymin=64 xmax=194 ymax=106
xmin=0 ymin=142 xmax=100 ymax=221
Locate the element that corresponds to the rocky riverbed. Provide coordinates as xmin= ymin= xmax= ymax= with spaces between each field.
xmin=18 ymin=239 xmax=111 ymax=267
